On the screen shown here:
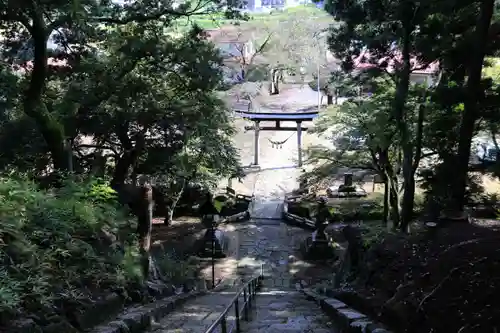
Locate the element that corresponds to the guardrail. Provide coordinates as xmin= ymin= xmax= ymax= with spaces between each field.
xmin=204 ymin=265 xmax=264 ymax=333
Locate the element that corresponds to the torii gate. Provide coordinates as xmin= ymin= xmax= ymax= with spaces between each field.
xmin=235 ymin=110 xmax=320 ymax=167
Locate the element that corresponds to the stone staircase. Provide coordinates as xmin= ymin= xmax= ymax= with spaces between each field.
xmin=233 ymin=168 xmax=337 ymax=332
xmin=143 ymin=166 xmax=338 ymax=333
xmin=240 ymin=288 xmax=337 ymax=333
xmin=147 ymin=283 xmax=248 ymax=333
xmin=233 ymin=217 xmax=337 ymax=333
xmin=144 ymin=215 xmax=338 ymax=333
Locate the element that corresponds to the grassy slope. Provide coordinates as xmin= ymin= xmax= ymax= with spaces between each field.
xmin=171 ymin=5 xmax=331 ymax=31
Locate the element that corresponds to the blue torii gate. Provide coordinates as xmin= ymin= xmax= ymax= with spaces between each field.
xmin=234 ymin=110 xmax=320 ymax=167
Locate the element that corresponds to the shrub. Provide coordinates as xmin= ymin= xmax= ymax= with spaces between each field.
xmin=359 ymin=223 xmax=395 ymax=250
xmin=155 ymin=254 xmax=199 ymax=285
xmin=0 ymin=176 xmax=141 ymax=323
xmin=289 ymin=197 xmax=385 ymax=222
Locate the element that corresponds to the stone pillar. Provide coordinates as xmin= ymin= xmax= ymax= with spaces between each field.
xmin=297 ymin=121 xmax=303 ymax=167
xmin=254 ymin=120 xmax=260 ymax=166
xmin=344 ymin=173 xmax=353 ymax=186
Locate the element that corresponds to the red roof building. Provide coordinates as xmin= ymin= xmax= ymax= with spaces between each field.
xmin=352 ymin=49 xmax=439 ymax=85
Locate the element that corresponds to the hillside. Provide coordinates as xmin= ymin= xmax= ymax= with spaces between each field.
xmin=171 ymin=5 xmax=332 ymax=31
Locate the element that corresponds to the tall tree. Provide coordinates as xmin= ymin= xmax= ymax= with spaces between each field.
xmin=256 ymin=7 xmax=334 ymax=94
xmin=325 ymin=0 xmax=444 ymax=231
xmin=0 ymin=0 xmax=242 ymax=171
xmin=451 ymin=0 xmax=496 ymax=213
xmin=306 ymin=78 xmax=399 ymax=225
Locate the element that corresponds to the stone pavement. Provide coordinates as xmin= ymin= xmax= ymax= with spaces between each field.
xmin=146 ymin=201 xmax=336 ymax=333
xmin=251 ymin=166 xmax=299 ymax=219
xmin=146 ymin=223 xmax=247 ymax=333
xmin=236 ymin=157 xmax=337 ymax=332
xmin=231 ymin=163 xmax=337 ymax=332
xmin=198 ymin=224 xmax=241 ymax=284
xmin=149 ymin=286 xmax=247 ymax=333
xmin=147 ymin=137 xmax=337 ymax=332
xmin=236 ymin=220 xmax=308 ymax=288
xmin=241 ymin=289 xmax=338 ymax=333
xmin=235 ymin=212 xmax=337 ymax=332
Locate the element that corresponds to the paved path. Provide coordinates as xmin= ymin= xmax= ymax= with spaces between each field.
xmin=242 ymin=289 xmax=337 ymax=333
xmin=251 ymin=166 xmax=299 ymax=219
xmin=147 ymin=224 xmax=246 ymax=333
xmin=219 ymin=117 xmax=305 ymax=198
xmin=147 ymin=191 xmax=336 ymax=332
xmin=149 ymin=286 xmax=247 ymax=333
xmin=235 ymin=164 xmax=337 ymax=332
xmin=148 ymin=127 xmax=337 ymax=332
xmin=235 ymin=214 xmax=337 ymax=333
xmin=249 ymin=132 xmax=301 ymax=219
xmin=237 ymin=219 xmax=307 ymax=288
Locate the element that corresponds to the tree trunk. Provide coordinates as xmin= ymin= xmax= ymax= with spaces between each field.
xmin=369 ymin=148 xmax=390 ymax=226
xmin=451 ymin=0 xmax=495 ymax=213
xmin=112 ymin=148 xmax=143 ymax=186
xmin=130 ymin=168 xmax=138 ymax=185
xmin=112 ymin=131 xmax=146 ymax=186
xmin=383 ymin=175 xmax=390 ymax=226
xmin=165 ymin=206 xmax=175 ymax=226
xmin=327 ymin=94 xmax=334 ymax=105
xmin=66 ymin=139 xmax=74 ymax=172
xmin=240 ymin=66 xmax=246 ymax=81
xmin=378 ymin=147 xmax=400 ymax=228
xmin=164 ymin=179 xmax=186 ymax=226
xmin=388 ymin=175 xmax=401 ymax=229
xmin=394 ymin=26 xmax=413 ymax=233
xmin=137 ymin=184 xmax=154 ymax=279
xmin=23 ymin=13 xmax=68 ymax=171
xmin=269 ymin=68 xmax=280 ymax=95
xmin=112 ymin=152 xmax=134 ymax=186
xmin=91 ymin=151 xmax=107 ymax=177
xmin=401 ymin=102 xmax=425 ymax=228
xmin=400 ymin=148 xmax=415 ymax=233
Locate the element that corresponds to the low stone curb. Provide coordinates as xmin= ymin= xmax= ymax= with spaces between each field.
xmin=300 ymin=288 xmax=392 ymax=333
xmin=282 ymin=202 xmax=316 ymax=230
xmin=222 ymin=209 xmax=251 ymax=224
xmin=282 ymin=211 xmax=316 ymax=229
xmin=91 ymin=280 xmax=234 ymax=333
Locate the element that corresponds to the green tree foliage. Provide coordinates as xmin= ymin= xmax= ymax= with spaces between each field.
xmin=308 ymin=76 xmax=429 ymax=226
xmin=324 ymin=0 xmax=444 ymax=230
xmin=308 ymin=68 xmax=358 ymax=105
xmin=0 ymin=0 xmax=246 ymax=323
xmin=0 ymin=0 xmax=243 ymax=186
xmin=0 ymin=176 xmax=139 ymax=318
xmin=322 ymin=0 xmax=500 ymax=229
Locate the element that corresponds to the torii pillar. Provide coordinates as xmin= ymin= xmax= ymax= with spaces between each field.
xmin=254 ymin=120 xmax=260 ymax=166
xmin=297 ymin=121 xmax=303 ymax=167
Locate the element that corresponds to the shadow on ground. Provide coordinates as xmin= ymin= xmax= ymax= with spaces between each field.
xmin=234 ymin=219 xmax=335 ymax=288
xmin=244 ymin=165 xmax=298 ymax=175
xmin=151 ymin=217 xmax=240 ymax=287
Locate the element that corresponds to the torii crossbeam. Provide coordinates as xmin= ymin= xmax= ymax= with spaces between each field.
xmin=235 ymin=110 xmax=320 ymax=167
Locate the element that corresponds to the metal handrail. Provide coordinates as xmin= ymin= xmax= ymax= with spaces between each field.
xmin=204 ymin=264 xmax=264 ymax=333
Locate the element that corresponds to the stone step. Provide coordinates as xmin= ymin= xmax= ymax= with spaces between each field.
xmin=229 ymin=197 xmax=337 ymax=332
xmin=144 ymin=284 xmax=248 ymax=333
xmin=240 ymin=288 xmax=338 ymax=333
xmin=261 ymin=279 xmax=295 ymax=288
